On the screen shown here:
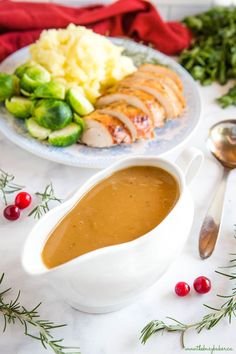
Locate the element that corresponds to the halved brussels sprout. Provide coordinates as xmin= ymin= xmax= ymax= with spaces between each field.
xmin=48 ymin=123 xmax=82 ymax=147
xmin=0 ymin=73 xmax=19 ymax=102
xmin=73 ymin=113 xmax=85 ymax=133
xmin=26 ymin=117 xmax=51 ymax=140
xmin=20 ymin=64 xmax=51 ymax=93
xmin=5 ymin=97 xmax=34 ymax=119
xmin=34 ymin=99 xmax=72 ymax=130
xmin=20 ymin=89 xmax=31 ymax=97
xmin=66 ymin=87 xmax=94 ymax=116
xmin=33 ymin=81 xmax=66 ymax=100
xmin=14 ymin=62 xmax=33 ymax=79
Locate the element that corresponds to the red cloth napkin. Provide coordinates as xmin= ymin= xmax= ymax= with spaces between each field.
xmin=0 ymin=0 xmax=191 ymax=62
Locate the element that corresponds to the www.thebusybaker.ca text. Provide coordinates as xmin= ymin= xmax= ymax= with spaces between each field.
xmin=185 ymin=344 xmax=233 ymax=354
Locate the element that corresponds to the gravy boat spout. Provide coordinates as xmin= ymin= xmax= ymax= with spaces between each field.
xmin=22 ymin=148 xmax=203 ymax=314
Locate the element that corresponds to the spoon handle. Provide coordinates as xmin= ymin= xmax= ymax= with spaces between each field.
xmin=199 ymin=169 xmax=229 ymax=259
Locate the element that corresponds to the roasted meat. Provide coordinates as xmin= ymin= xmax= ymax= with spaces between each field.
xmin=81 ymin=111 xmax=132 ymax=147
xmin=96 ymin=87 xmax=166 ymax=128
xmin=81 ymin=64 xmax=185 ymax=148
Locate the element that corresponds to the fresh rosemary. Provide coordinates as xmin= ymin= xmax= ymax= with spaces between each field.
xmin=0 ymin=169 xmax=24 ymax=206
xmin=0 ymin=274 xmax=80 ymax=354
xmin=140 ymin=237 xmax=236 ymax=348
xmin=28 ymin=182 xmax=62 ymax=219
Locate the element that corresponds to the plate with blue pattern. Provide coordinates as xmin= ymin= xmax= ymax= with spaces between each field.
xmin=0 ymin=38 xmax=202 ymax=169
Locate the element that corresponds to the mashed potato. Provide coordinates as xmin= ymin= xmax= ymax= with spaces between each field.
xmin=30 ymin=24 xmax=136 ymax=102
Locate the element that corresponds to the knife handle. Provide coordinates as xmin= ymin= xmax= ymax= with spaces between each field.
xmin=199 ymin=168 xmax=229 ymax=259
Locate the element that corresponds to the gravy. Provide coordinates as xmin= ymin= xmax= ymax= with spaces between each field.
xmin=42 ymin=166 xmax=179 ymax=268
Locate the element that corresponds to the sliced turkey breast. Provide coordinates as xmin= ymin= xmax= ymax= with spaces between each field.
xmin=81 ymin=63 xmax=185 ymax=148
xmin=96 ymin=87 xmax=165 ymax=128
xmin=100 ymin=102 xmax=154 ymax=140
xmin=133 ymin=71 xmax=185 ymax=108
xmin=97 ymin=93 xmax=150 ymax=116
xmin=120 ymin=76 xmax=183 ymax=115
xmin=98 ymin=107 xmax=137 ymax=141
xmin=139 ymin=64 xmax=183 ymax=91
xmin=81 ymin=111 xmax=132 ymax=147
xmin=117 ymin=77 xmax=182 ymax=118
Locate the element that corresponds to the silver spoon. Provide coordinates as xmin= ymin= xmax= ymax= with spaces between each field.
xmin=199 ymin=119 xmax=236 ymax=259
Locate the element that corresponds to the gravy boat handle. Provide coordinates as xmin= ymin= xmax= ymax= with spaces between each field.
xmin=176 ymin=147 xmax=204 ymax=185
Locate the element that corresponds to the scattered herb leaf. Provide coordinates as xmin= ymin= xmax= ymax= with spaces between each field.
xmin=0 ymin=274 xmax=80 ymax=354
xmin=180 ymin=7 xmax=236 ymax=105
xmin=28 ymin=182 xmax=62 ymax=219
xmin=217 ymin=84 xmax=236 ymax=108
xmin=0 ymin=169 xmax=24 ymax=206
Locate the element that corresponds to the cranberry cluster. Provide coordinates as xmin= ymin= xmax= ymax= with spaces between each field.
xmin=175 ymin=276 xmax=211 ymax=296
xmin=3 ymin=192 xmax=32 ymax=221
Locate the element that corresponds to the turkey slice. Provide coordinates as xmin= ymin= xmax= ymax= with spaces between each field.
xmin=97 ymin=93 xmax=150 ymax=116
xmin=97 ymin=87 xmax=165 ymax=128
xmin=100 ymin=102 xmax=154 ymax=140
xmin=117 ymin=78 xmax=179 ymax=118
xmin=81 ymin=111 xmax=132 ymax=147
xmin=138 ymin=64 xmax=183 ymax=91
xmin=133 ymin=71 xmax=185 ymax=108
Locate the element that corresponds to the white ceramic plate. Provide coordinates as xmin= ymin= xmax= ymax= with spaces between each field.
xmin=0 ymin=38 xmax=202 ymax=168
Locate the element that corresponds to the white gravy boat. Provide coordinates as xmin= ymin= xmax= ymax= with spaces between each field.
xmin=22 ymin=147 xmax=203 ymax=313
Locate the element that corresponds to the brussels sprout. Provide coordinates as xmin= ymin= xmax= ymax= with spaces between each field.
xmin=5 ymin=97 xmax=34 ymax=119
xmin=48 ymin=123 xmax=82 ymax=147
xmin=20 ymin=89 xmax=31 ymax=97
xmin=34 ymin=99 xmax=72 ymax=130
xmin=73 ymin=113 xmax=85 ymax=132
xmin=33 ymin=81 xmax=66 ymax=100
xmin=26 ymin=117 xmax=51 ymax=140
xmin=14 ymin=62 xmax=33 ymax=79
xmin=0 ymin=73 xmax=19 ymax=102
xmin=66 ymin=87 xmax=94 ymax=116
xmin=20 ymin=64 xmax=51 ymax=93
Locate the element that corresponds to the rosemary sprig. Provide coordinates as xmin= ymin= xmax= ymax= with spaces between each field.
xmin=140 ymin=242 xmax=236 ymax=348
xmin=0 ymin=169 xmax=24 ymax=206
xmin=0 ymin=274 xmax=80 ymax=354
xmin=28 ymin=182 xmax=62 ymax=219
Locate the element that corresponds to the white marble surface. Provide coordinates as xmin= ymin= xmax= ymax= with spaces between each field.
xmin=0 ymin=80 xmax=236 ymax=354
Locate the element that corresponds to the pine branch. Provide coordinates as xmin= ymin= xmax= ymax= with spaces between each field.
xmin=0 ymin=274 xmax=80 ymax=354
xmin=28 ymin=182 xmax=62 ymax=219
xmin=0 ymin=169 xmax=24 ymax=206
xmin=140 ymin=233 xmax=236 ymax=348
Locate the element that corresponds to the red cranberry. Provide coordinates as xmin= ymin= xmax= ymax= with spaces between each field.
xmin=15 ymin=192 xmax=32 ymax=209
xmin=3 ymin=205 xmax=20 ymax=221
xmin=175 ymin=282 xmax=190 ymax=297
xmin=193 ymin=276 xmax=211 ymax=294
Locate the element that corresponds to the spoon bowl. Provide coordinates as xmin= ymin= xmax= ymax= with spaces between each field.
xmin=207 ymin=119 xmax=236 ymax=169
